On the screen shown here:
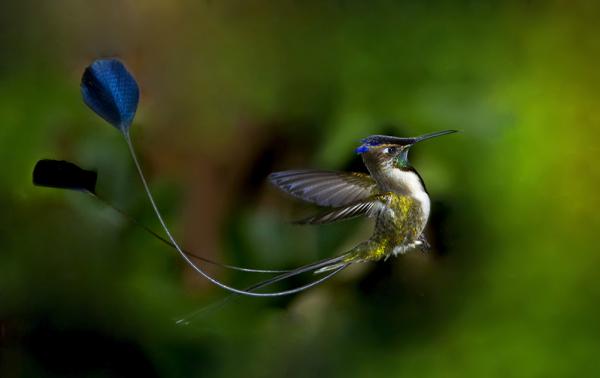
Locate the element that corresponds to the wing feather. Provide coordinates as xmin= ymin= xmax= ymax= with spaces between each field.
xmin=295 ymin=194 xmax=390 ymax=225
xmin=269 ymin=170 xmax=378 ymax=207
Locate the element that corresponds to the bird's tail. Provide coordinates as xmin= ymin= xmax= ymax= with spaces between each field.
xmin=175 ymin=252 xmax=356 ymax=324
xmin=313 ymin=241 xmax=379 ymax=273
xmin=176 ymin=242 xmax=393 ymax=324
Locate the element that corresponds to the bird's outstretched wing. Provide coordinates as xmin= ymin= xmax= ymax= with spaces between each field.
xmin=295 ymin=193 xmax=392 ymax=225
xmin=269 ymin=170 xmax=378 ymax=208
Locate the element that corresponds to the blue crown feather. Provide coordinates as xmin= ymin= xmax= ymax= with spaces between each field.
xmin=355 ymin=145 xmax=370 ymax=154
xmin=355 ymin=134 xmax=416 ymax=154
xmin=81 ymin=59 xmax=139 ymax=132
xmin=355 ymin=136 xmax=383 ymax=154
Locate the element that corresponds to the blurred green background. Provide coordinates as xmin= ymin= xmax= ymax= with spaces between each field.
xmin=1 ymin=1 xmax=600 ymax=377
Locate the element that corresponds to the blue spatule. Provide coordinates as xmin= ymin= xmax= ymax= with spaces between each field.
xmin=81 ymin=59 xmax=139 ymax=133
xmin=33 ymin=159 xmax=97 ymax=194
xmin=80 ymin=58 xmax=346 ymax=299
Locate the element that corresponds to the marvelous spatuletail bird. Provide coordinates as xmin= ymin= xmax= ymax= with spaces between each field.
xmin=269 ymin=130 xmax=457 ymax=272
xmin=38 ymin=58 xmax=456 ymax=308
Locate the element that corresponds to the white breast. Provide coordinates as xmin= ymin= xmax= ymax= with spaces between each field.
xmin=388 ymin=168 xmax=431 ymax=225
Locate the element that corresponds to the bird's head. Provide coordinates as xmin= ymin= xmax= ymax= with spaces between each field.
xmin=356 ymin=130 xmax=457 ymax=169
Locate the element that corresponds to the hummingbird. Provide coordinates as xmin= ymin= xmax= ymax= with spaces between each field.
xmin=269 ymin=130 xmax=457 ymax=272
xmin=45 ymin=57 xmax=459 ymax=303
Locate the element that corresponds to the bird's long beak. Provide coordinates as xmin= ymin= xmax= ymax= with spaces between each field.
xmin=356 ymin=129 xmax=458 ymax=154
xmin=410 ymin=130 xmax=458 ymax=145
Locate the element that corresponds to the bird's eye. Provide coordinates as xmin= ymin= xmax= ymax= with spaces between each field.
xmin=384 ymin=147 xmax=397 ymax=155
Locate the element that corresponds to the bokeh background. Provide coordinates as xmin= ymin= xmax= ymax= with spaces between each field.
xmin=2 ymin=1 xmax=600 ymax=377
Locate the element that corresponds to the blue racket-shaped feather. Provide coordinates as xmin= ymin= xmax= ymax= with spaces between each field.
xmin=33 ymin=159 xmax=97 ymax=194
xmin=81 ymin=59 xmax=139 ymax=132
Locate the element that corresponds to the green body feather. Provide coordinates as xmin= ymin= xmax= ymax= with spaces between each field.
xmin=344 ymin=193 xmax=425 ymax=263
